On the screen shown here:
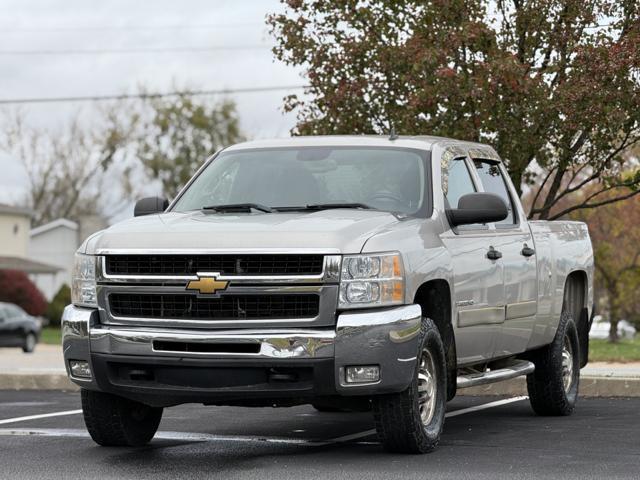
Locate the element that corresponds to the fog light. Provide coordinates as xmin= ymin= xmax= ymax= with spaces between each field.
xmin=345 ymin=365 xmax=380 ymax=384
xmin=69 ymin=360 xmax=91 ymax=379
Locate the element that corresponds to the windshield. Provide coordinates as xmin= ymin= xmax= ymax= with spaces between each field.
xmin=172 ymin=147 xmax=428 ymax=215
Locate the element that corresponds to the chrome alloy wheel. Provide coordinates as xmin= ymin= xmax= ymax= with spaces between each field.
xmin=418 ymin=349 xmax=437 ymax=426
xmin=561 ymin=336 xmax=574 ymax=393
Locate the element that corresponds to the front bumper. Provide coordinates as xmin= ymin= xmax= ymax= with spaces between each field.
xmin=62 ymin=304 xmax=422 ymax=407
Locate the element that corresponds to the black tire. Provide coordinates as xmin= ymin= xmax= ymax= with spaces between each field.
xmin=373 ymin=318 xmax=447 ymax=454
xmin=81 ymin=389 xmax=163 ymax=446
xmin=22 ymin=333 xmax=36 ymax=353
xmin=527 ymin=311 xmax=580 ymax=416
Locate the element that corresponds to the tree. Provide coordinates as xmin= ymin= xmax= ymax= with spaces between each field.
xmin=131 ymin=95 xmax=244 ymax=198
xmin=269 ymin=0 xmax=640 ymax=219
xmin=45 ymin=284 xmax=71 ymax=328
xmin=0 ymin=270 xmax=47 ymax=317
xmin=0 ymin=108 xmax=130 ymax=226
xmin=574 ymin=192 xmax=640 ymax=342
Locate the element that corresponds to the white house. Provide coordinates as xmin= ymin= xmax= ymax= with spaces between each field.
xmin=0 ymin=203 xmax=108 ymax=300
xmin=29 ymin=219 xmax=81 ymax=299
xmin=0 ymin=204 xmax=61 ymax=291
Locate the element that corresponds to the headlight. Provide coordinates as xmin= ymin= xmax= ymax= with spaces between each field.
xmin=339 ymin=252 xmax=404 ymax=309
xmin=71 ymin=253 xmax=97 ymax=308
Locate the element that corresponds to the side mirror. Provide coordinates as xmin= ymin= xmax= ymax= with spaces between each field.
xmin=134 ymin=197 xmax=169 ymax=217
xmin=446 ymin=192 xmax=508 ymax=227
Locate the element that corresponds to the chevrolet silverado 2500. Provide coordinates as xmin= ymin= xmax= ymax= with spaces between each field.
xmin=62 ymin=135 xmax=594 ymax=453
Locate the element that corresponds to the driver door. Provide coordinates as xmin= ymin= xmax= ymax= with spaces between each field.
xmin=439 ymin=156 xmax=506 ymax=365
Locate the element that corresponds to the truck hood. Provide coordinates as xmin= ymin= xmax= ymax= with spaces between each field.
xmin=83 ymin=209 xmax=402 ymax=255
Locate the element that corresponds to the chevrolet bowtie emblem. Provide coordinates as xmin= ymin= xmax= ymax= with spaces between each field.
xmin=186 ymin=276 xmax=229 ymax=294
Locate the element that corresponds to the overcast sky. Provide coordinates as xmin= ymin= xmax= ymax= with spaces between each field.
xmin=0 ymin=0 xmax=304 ymax=205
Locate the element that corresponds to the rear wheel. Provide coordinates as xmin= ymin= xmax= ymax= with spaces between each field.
xmin=373 ymin=318 xmax=447 ymax=453
xmin=81 ymin=389 xmax=163 ymax=446
xmin=22 ymin=333 xmax=36 ymax=353
xmin=527 ymin=311 xmax=580 ymax=416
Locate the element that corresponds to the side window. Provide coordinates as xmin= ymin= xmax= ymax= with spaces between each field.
xmin=4 ymin=305 xmax=19 ymax=319
xmin=445 ymin=158 xmax=476 ymax=208
xmin=474 ymin=160 xmax=516 ymax=225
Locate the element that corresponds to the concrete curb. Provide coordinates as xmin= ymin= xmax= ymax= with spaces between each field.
xmin=0 ymin=373 xmax=79 ymax=391
xmin=1 ymin=372 xmax=640 ymax=397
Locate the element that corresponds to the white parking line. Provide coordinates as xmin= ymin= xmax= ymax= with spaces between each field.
xmin=0 ymin=409 xmax=82 ymax=426
xmin=0 ymin=428 xmax=330 ymax=446
xmin=0 ymin=396 xmax=529 ymax=445
xmin=324 ymin=396 xmax=529 ymax=443
xmin=445 ymin=396 xmax=529 ymax=418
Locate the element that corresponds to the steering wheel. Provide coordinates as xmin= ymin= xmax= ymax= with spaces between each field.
xmin=365 ymin=191 xmax=406 ymax=209
xmin=367 ymin=190 xmax=404 ymax=204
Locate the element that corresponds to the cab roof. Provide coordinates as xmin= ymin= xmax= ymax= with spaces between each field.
xmin=224 ymin=135 xmax=496 ymax=153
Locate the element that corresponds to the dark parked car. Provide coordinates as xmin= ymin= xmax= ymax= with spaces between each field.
xmin=0 ymin=302 xmax=41 ymax=353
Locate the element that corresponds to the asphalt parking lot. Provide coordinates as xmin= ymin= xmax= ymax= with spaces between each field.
xmin=0 ymin=391 xmax=638 ymax=480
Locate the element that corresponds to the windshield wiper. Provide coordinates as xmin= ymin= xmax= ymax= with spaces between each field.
xmin=273 ymin=203 xmax=373 ymax=212
xmin=202 ymin=203 xmax=273 ymax=213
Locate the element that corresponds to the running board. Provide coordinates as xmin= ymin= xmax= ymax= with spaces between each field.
xmin=457 ymin=360 xmax=535 ymax=389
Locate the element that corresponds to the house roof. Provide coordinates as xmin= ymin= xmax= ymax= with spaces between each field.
xmin=30 ymin=218 xmax=79 ymax=237
xmin=0 ymin=256 xmax=62 ymax=274
xmin=0 ymin=204 xmax=33 ymax=218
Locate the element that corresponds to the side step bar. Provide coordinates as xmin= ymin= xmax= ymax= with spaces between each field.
xmin=457 ymin=359 xmax=535 ymax=389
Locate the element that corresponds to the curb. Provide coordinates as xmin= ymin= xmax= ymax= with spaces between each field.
xmin=0 ymin=373 xmax=79 ymax=391
xmin=1 ymin=373 xmax=639 ymax=397
xmin=460 ymin=375 xmax=640 ymax=397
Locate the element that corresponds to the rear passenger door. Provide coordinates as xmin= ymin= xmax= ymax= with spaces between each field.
xmin=440 ymin=155 xmax=505 ymax=365
xmin=472 ymin=159 xmax=537 ymax=357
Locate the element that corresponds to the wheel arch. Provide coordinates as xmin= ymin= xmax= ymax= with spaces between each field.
xmin=563 ymin=270 xmax=590 ymax=367
xmin=413 ymin=279 xmax=457 ymax=400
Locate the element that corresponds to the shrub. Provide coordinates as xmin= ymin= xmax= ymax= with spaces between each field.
xmin=0 ymin=269 xmax=48 ymax=316
xmin=45 ymin=284 xmax=71 ymax=327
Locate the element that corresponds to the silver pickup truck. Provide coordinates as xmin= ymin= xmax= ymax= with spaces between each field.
xmin=62 ymin=135 xmax=594 ymax=453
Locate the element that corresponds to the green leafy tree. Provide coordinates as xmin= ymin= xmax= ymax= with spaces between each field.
xmin=269 ymin=0 xmax=640 ymax=219
xmin=133 ymin=95 xmax=244 ymax=198
xmin=45 ymin=284 xmax=71 ymax=328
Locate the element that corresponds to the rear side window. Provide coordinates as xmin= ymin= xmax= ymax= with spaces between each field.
xmin=3 ymin=305 xmax=20 ymax=319
xmin=474 ymin=160 xmax=515 ymax=225
xmin=445 ymin=158 xmax=476 ymax=208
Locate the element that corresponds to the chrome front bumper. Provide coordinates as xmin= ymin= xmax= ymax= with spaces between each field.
xmin=61 ymin=304 xmax=422 ymax=400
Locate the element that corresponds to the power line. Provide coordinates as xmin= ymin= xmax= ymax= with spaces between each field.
xmin=0 ymin=22 xmax=263 ymax=33
xmin=0 ymin=45 xmax=270 ymax=56
xmin=0 ymin=85 xmax=308 ymax=105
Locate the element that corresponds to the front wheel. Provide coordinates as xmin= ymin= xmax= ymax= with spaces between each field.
xmin=81 ymin=390 xmax=163 ymax=446
xmin=372 ymin=318 xmax=447 ymax=454
xmin=527 ymin=311 xmax=580 ymax=416
xmin=22 ymin=333 xmax=36 ymax=353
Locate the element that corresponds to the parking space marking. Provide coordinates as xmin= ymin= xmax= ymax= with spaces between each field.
xmin=323 ymin=396 xmax=529 ymax=443
xmin=0 ymin=409 xmax=82 ymax=426
xmin=0 ymin=428 xmax=317 ymax=444
xmin=445 ymin=396 xmax=529 ymax=418
xmin=0 ymin=396 xmax=529 ymax=445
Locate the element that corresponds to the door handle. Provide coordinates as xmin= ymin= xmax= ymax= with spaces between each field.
xmin=487 ymin=246 xmax=502 ymax=260
xmin=521 ymin=244 xmax=535 ymax=257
